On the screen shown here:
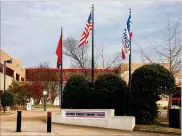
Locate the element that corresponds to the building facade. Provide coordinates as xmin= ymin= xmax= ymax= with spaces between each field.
xmin=0 ymin=50 xmax=25 ymax=94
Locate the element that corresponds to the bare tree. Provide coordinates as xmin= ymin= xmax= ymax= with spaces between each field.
xmin=63 ymin=37 xmax=90 ymax=68
xmin=63 ymin=37 xmax=122 ymax=69
xmin=135 ymin=14 xmax=181 ymax=113
xmin=96 ymin=42 xmax=122 ymax=69
xmin=96 ymin=43 xmax=105 ymax=68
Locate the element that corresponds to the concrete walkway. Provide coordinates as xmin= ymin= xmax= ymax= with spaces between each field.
xmin=0 ymin=108 xmax=177 ymax=136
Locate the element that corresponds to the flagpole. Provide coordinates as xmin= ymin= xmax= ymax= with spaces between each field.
xmin=128 ymin=9 xmax=132 ymax=116
xmin=60 ymin=27 xmax=63 ymax=110
xmin=91 ymin=5 xmax=94 ymax=89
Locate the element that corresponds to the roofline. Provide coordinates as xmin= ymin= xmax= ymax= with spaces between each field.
xmin=25 ymin=68 xmax=117 ymax=72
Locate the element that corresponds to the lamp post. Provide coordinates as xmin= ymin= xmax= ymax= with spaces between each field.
xmin=4 ymin=59 xmax=12 ymax=93
xmin=43 ymin=90 xmax=47 ymax=112
xmin=29 ymin=72 xmax=33 ymax=103
xmin=0 ymin=59 xmax=12 ymax=109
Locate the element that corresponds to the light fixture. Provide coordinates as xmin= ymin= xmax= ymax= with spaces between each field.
xmin=6 ymin=59 xmax=12 ymax=63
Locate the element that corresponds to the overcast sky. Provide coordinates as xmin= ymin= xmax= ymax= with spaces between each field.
xmin=1 ymin=0 xmax=181 ymax=68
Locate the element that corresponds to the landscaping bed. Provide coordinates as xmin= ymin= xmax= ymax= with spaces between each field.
xmin=134 ymin=117 xmax=181 ymax=135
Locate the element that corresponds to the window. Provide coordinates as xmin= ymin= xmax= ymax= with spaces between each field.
xmin=6 ymin=67 xmax=14 ymax=77
xmin=16 ymin=74 xmax=20 ymax=81
xmin=21 ymin=77 xmax=24 ymax=81
xmin=0 ymin=64 xmax=3 ymax=73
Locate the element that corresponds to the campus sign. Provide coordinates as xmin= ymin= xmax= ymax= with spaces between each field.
xmin=65 ymin=111 xmax=106 ymax=118
xmin=53 ymin=109 xmax=135 ymax=131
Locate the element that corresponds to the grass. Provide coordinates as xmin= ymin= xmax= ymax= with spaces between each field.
xmin=134 ymin=117 xmax=181 ymax=135
xmin=32 ymin=104 xmax=59 ymax=109
xmin=0 ymin=111 xmax=14 ymax=116
xmin=32 ymin=105 xmax=43 ymax=108
xmin=46 ymin=104 xmax=59 ymax=108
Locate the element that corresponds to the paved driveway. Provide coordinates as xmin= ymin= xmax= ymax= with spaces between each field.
xmin=0 ymin=108 xmax=178 ymax=136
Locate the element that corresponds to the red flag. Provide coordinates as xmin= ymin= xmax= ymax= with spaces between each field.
xmin=56 ymin=34 xmax=62 ymax=69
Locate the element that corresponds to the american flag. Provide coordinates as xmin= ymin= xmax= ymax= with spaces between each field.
xmin=122 ymin=12 xmax=132 ymax=60
xmin=79 ymin=12 xmax=92 ymax=47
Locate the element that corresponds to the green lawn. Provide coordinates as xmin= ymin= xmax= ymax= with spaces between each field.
xmin=32 ymin=104 xmax=59 ymax=109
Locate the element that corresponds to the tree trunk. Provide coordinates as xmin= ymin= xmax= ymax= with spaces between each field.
xmin=34 ymin=99 xmax=39 ymax=105
xmin=3 ymin=106 xmax=6 ymax=113
xmin=167 ymin=92 xmax=172 ymax=118
xmin=51 ymin=99 xmax=54 ymax=105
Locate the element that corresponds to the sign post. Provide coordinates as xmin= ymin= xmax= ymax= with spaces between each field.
xmin=16 ymin=111 xmax=22 ymax=132
xmin=47 ymin=112 xmax=52 ymax=132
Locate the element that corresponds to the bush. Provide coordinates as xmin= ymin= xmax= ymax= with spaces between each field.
xmin=93 ymin=73 xmax=128 ymax=115
xmin=131 ymin=63 xmax=175 ymax=124
xmin=62 ymin=74 xmax=90 ymax=109
xmin=8 ymin=80 xmax=29 ymax=106
xmin=1 ymin=91 xmax=14 ymax=112
xmin=13 ymin=92 xmax=27 ymax=106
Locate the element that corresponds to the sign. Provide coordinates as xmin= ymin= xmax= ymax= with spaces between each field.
xmin=65 ymin=111 xmax=105 ymax=118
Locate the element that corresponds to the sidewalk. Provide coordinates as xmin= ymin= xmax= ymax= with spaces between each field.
xmin=1 ymin=131 xmax=174 ymax=136
xmin=1 ymin=132 xmax=58 ymax=136
xmin=0 ymin=109 xmax=176 ymax=136
xmin=1 ymin=120 xmax=176 ymax=136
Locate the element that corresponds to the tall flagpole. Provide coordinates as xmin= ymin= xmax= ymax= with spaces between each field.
xmin=128 ymin=9 xmax=132 ymax=116
xmin=91 ymin=5 xmax=94 ymax=89
xmin=60 ymin=27 xmax=63 ymax=110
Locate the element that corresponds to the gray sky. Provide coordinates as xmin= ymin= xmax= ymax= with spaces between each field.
xmin=1 ymin=0 xmax=181 ymax=68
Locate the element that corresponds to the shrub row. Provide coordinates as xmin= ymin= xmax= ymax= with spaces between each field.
xmin=63 ymin=73 xmax=128 ymax=115
xmin=62 ymin=64 xmax=175 ymax=124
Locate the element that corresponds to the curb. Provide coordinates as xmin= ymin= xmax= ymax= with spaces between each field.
xmin=134 ymin=129 xmax=181 ymax=135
